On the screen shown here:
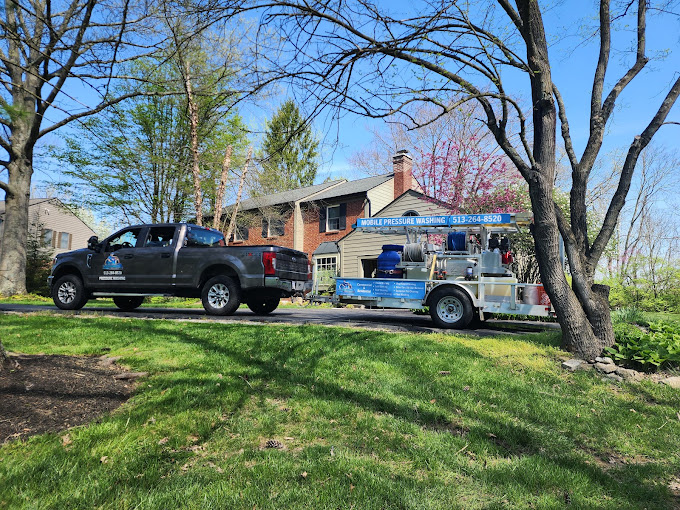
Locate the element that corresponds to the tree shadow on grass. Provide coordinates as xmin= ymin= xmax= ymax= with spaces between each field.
xmin=2 ymin=319 xmax=676 ymax=508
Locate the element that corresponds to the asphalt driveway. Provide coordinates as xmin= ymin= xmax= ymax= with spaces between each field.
xmin=0 ymin=302 xmax=560 ymax=336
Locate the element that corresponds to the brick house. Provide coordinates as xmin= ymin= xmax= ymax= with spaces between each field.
xmin=225 ymin=151 xmax=417 ymax=261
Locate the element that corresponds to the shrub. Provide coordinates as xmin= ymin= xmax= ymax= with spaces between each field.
xmin=606 ymin=321 xmax=680 ymax=369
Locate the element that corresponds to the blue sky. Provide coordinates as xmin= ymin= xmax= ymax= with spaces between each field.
xmin=4 ymin=1 xmax=679 ymax=204
xmin=308 ymin=2 xmax=680 ymax=182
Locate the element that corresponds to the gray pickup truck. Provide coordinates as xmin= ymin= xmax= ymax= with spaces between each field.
xmin=48 ymin=223 xmax=310 ymax=315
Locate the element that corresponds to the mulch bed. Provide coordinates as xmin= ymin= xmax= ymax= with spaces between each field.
xmin=0 ymin=354 xmax=134 ymax=443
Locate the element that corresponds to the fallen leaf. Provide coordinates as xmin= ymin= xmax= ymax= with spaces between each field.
xmin=100 ymin=456 xmax=109 ymax=464
xmin=61 ymin=434 xmax=72 ymax=447
xmin=629 ymin=409 xmax=637 ymax=413
xmin=463 ymin=386 xmax=470 ymax=392
xmin=350 ymin=484 xmax=355 ymax=491
xmin=301 ymin=471 xmax=308 ymax=479
xmin=158 ymin=437 xmax=169 ymax=445
xmin=439 ymin=371 xmax=451 ymax=375
xmin=676 ymin=412 xmax=680 ymax=421
xmin=430 ymin=399 xmax=437 ymax=403
xmin=486 ymin=433 xmax=497 ymax=439
xmin=187 ymin=435 xmax=199 ymax=443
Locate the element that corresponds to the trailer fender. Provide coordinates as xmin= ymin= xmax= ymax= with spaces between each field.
xmin=427 ymin=283 xmax=480 ymax=308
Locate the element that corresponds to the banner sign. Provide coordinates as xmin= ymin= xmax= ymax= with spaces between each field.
xmin=355 ymin=213 xmax=511 ymax=228
xmin=336 ymin=278 xmax=427 ymax=300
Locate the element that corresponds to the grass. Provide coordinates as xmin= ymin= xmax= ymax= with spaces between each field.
xmin=1 ymin=315 xmax=680 ymax=509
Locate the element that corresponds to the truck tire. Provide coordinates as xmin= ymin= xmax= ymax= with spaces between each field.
xmin=246 ymin=297 xmax=280 ymax=315
xmin=52 ymin=274 xmax=88 ymax=310
xmin=113 ymin=296 xmax=145 ymax=311
xmin=201 ymin=275 xmax=240 ymax=316
xmin=428 ymin=286 xmax=473 ymax=329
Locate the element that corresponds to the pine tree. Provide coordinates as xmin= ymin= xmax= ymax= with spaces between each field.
xmin=257 ymin=100 xmax=319 ymax=193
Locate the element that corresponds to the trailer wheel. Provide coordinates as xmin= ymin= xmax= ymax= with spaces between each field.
xmin=52 ymin=274 xmax=88 ymax=310
xmin=246 ymin=297 xmax=280 ymax=315
xmin=201 ymin=275 xmax=240 ymax=315
xmin=113 ymin=296 xmax=145 ymax=311
xmin=428 ymin=287 xmax=473 ymax=329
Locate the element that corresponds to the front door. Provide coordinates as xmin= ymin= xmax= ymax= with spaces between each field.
xmin=87 ymin=227 xmax=144 ymax=289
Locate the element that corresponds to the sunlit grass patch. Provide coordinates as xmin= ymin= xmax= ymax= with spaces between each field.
xmin=1 ymin=314 xmax=679 ymax=509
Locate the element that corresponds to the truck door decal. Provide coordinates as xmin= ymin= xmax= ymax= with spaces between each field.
xmin=100 ymin=254 xmax=125 ymax=280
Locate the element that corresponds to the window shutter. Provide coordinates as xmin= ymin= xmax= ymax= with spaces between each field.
xmin=52 ymin=231 xmax=57 ymax=248
xmin=319 ymin=207 xmax=327 ymax=233
xmin=339 ymin=203 xmax=347 ymax=230
xmin=68 ymin=233 xmax=72 ymax=250
xmin=243 ymin=227 xmax=249 ymax=241
xmin=261 ymin=218 xmax=269 ymax=238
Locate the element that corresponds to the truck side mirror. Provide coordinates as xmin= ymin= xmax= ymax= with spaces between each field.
xmin=87 ymin=236 xmax=100 ymax=252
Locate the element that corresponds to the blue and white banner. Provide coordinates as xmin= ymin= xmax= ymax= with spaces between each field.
xmin=356 ymin=213 xmax=512 ymax=228
xmin=336 ymin=278 xmax=427 ymax=300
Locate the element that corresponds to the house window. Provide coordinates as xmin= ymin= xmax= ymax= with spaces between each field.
xmin=315 ymin=256 xmax=338 ymax=288
xmin=319 ymin=203 xmax=346 ymax=233
xmin=59 ymin=232 xmax=71 ymax=249
xmin=262 ymin=218 xmax=285 ymax=238
xmin=402 ymin=210 xmax=419 ymax=217
xmin=327 ymin=206 xmax=341 ymax=231
xmin=42 ymin=229 xmax=54 ymax=246
xmin=232 ymin=225 xmax=249 ymax=242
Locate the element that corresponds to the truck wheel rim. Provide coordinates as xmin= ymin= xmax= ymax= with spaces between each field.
xmin=58 ymin=282 xmax=77 ymax=304
xmin=436 ymin=296 xmax=463 ymax=323
xmin=208 ymin=283 xmax=229 ymax=308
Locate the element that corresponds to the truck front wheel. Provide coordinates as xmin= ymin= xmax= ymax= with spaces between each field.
xmin=113 ymin=296 xmax=145 ymax=311
xmin=428 ymin=287 xmax=473 ymax=329
xmin=52 ymin=274 xmax=88 ymax=310
xmin=201 ymin=275 xmax=240 ymax=316
xmin=246 ymin=297 xmax=280 ymax=315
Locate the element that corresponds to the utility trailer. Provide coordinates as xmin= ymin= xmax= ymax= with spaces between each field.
xmin=328 ymin=213 xmax=555 ymax=329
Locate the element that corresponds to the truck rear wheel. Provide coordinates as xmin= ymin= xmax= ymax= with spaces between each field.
xmin=201 ymin=275 xmax=240 ymax=316
xmin=246 ymin=297 xmax=280 ymax=315
xmin=52 ymin=274 xmax=88 ymax=310
xmin=113 ymin=296 xmax=145 ymax=311
xmin=428 ymin=287 xmax=473 ymax=329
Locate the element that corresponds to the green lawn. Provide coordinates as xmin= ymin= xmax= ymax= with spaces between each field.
xmin=1 ymin=315 xmax=679 ymax=509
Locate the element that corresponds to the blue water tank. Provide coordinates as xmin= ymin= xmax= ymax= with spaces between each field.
xmin=377 ymin=245 xmax=403 ymax=278
xmin=447 ymin=232 xmax=467 ymax=251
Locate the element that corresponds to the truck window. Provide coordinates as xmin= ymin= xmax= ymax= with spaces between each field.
xmin=185 ymin=227 xmax=225 ymax=247
xmin=106 ymin=228 xmax=142 ymax=251
xmin=144 ymin=227 xmax=176 ymax=248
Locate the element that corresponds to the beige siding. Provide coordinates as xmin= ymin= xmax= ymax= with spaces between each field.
xmin=338 ymin=192 xmax=452 ymax=277
xmin=29 ymin=200 xmax=96 ymax=256
xmin=366 ymin=179 xmax=394 ymax=215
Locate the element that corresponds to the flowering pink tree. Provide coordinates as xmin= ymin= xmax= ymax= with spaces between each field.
xmin=414 ymin=139 xmax=528 ymax=213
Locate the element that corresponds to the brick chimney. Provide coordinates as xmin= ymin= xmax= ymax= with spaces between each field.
xmin=392 ymin=149 xmax=413 ymax=199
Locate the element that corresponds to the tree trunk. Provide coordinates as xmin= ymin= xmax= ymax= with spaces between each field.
xmin=225 ymin=147 xmax=253 ymax=244
xmin=0 ymin=158 xmax=32 ymax=296
xmin=213 ymin=145 xmax=233 ymax=230
xmin=184 ymin=63 xmax=203 ymax=226
xmin=0 ymin=339 xmax=11 ymax=371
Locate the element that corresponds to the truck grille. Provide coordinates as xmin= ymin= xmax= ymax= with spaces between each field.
xmin=276 ymin=252 xmax=308 ymax=281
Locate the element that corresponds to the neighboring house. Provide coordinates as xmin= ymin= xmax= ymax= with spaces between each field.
xmin=336 ymin=189 xmax=453 ymax=279
xmin=224 ymin=151 xmax=418 ymax=263
xmin=0 ymin=198 xmax=96 ymax=258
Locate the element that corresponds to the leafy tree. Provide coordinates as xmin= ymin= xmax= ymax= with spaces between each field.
xmin=238 ymin=0 xmax=680 ymax=358
xmin=57 ymin=56 xmax=250 ymax=225
xmin=0 ymin=0 xmax=159 ymax=296
xmin=25 ymin=218 xmax=53 ymax=296
xmin=256 ymin=100 xmax=319 ymax=194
